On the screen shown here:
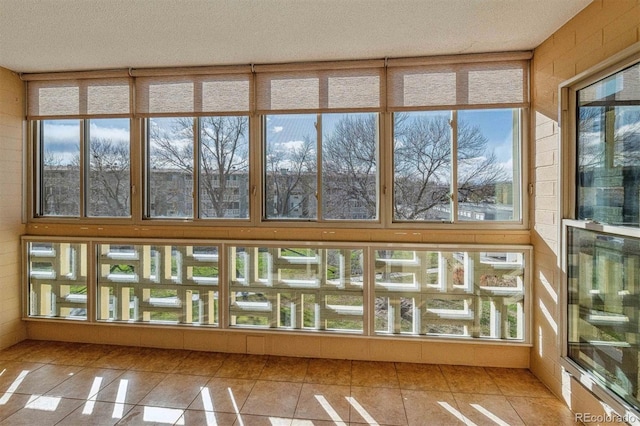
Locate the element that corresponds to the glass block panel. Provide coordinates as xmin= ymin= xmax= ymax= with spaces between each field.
xmin=374 ymin=249 xmax=525 ymax=338
xmin=27 ymin=242 xmax=87 ymax=319
xmin=97 ymin=243 xmax=219 ymax=325
xmin=228 ymin=246 xmax=364 ymax=332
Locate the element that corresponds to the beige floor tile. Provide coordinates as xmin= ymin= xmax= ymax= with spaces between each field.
xmin=260 ymin=356 xmax=309 ymax=382
xmin=351 ymin=361 xmax=399 ymax=388
xmin=305 ymin=358 xmax=352 ymax=386
xmin=241 ymin=380 xmax=302 ymax=418
xmin=0 ymin=360 xmax=46 ymax=392
xmin=188 ymin=377 xmax=255 ymax=413
xmin=139 ymin=373 xmax=210 ymax=409
xmin=0 ymin=392 xmax=33 ymax=422
xmin=0 ymin=340 xmax=581 ymax=426
xmin=50 ymin=344 xmax=115 ymax=367
xmin=45 ymin=367 xmax=123 ymax=400
xmin=56 ymin=401 xmax=135 ymax=426
xmin=0 ymin=341 xmax=42 ymax=361
xmin=92 ymin=346 xmax=143 ymax=370
xmin=216 ymin=354 xmax=267 ymax=379
xmin=291 ymin=420 xmax=337 ymax=426
xmin=13 ymin=341 xmax=71 ymax=363
xmin=294 ymin=383 xmax=350 ymax=422
xmin=485 ymin=367 xmax=554 ymax=397
xmin=395 ymin=362 xmax=450 ymax=391
xmin=0 ymin=396 xmax=84 ymax=425
xmin=235 ymin=414 xmax=293 ymax=425
xmin=115 ymin=404 xmax=185 ymax=425
xmin=95 ymin=370 xmax=167 ymax=405
xmin=8 ymin=364 xmax=82 ymax=395
xmin=350 ymin=386 xmax=407 ymax=425
xmin=179 ymin=409 xmax=239 ymax=425
xmin=128 ymin=347 xmax=191 ymax=373
xmin=401 ymin=389 xmax=465 ymax=426
xmin=453 ymin=393 xmax=525 ymax=425
xmin=508 ymin=396 xmax=581 ymax=425
xmin=440 ymin=365 xmax=501 ymax=395
xmin=173 ymin=350 xmax=227 ymax=376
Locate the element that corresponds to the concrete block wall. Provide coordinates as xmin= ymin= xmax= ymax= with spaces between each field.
xmin=531 ymin=0 xmax=640 ymax=416
xmin=0 ymin=66 xmax=27 ymax=349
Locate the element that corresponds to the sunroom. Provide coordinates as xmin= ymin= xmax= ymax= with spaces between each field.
xmin=1 ymin=0 xmax=640 ymax=424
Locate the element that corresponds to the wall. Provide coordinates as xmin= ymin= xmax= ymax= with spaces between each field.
xmin=531 ymin=0 xmax=640 ymax=416
xmin=0 ymin=66 xmax=27 ymax=349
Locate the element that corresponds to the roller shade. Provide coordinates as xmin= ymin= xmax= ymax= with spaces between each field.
xmin=27 ymin=78 xmax=131 ymax=119
xmin=135 ymin=73 xmax=251 ymax=116
xmin=255 ymin=66 xmax=384 ymax=113
xmin=387 ymin=59 xmax=529 ymax=110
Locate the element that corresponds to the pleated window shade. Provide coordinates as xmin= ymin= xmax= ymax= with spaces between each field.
xmin=387 ymin=60 xmax=529 ymax=110
xmin=135 ymin=74 xmax=251 ymax=116
xmin=255 ymin=67 xmax=383 ymax=113
xmin=27 ymin=78 xmax=131 ymax=119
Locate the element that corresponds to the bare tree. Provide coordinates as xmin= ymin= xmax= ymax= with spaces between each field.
xmin=394 ymin=115 xmax=507 ymax=220
xmin=88 ymin=138 xmax=130 ymax=216
xmin=149 ymin=116 xmax=249 ymax=218
xmin=265 ymin=137 xmax=316 ymax=218
xmin=322 ymin=114 xmax=377 ymax=219
xmin=200 ymin=116 xmax=248 ymax=217
xmin=42 ymin=150 xmax=80 ymax=216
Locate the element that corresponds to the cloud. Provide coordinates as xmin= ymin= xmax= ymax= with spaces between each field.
xmin=43 ymin=122 xmax=79 ymax=144
xmin=90 ymin=123 xmax=129 ymax=143
xmin=272 ymin=126 xmax=284 ymax=133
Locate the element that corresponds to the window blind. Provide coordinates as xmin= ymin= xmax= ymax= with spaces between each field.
xmin=255 ymin=64 xmax=384 ymax=113
xmin=135 ymin=73 xmax=252 ymax=116
xmin=387 ymin=58 xmax=529 ymax=110
xmin=27 ymin=78 xmax=131 ymax=119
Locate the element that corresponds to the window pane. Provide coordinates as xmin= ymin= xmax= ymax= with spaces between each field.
xmin=199 ymin=116 xmax=249 ymax=219
xmin=87 ymin=119 xmax=131 ymax=217
xmin=393 ymin=111 xmax=452 ymax=221
xmin=41 ymin=120 xmax=80 ymax=216
xmin=457 ymin=109 xmax=519 ymax=221
xmin=265 ymin=114 xmax=317 ymax=219
xmin=578 ymin=63 xmax=640 ymax=227
xmin=148 ymin=117 xmax=194 ymax=218
xmin=322 ymin=113 xmax=378 ymax=220
xmin=567 ymin=227 xmax=640 ymax=410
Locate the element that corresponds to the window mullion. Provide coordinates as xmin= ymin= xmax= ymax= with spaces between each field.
xmin=36 ymin=121 xmax=43 ymax=216
xmin=80 ymin=119 xmax=87 ymax=218
xmin=194 ymin=117 xmax=200 ymax=219
xmin=316 ymin=113 xmax=323 ymax=222
xmin=450 ymin=110 xmax=458 ymax=223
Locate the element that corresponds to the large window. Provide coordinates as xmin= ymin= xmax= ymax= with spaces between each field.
xmin=264 ymin=113 xmax=378 ymax=221
xmin=566 ymin=59 xmax=640 ymax=413
xmin=28 ymin=55 xmax=528 ymax=227
xmin=38 ymin=118 xmax=131 ymax=217
xmin=393 ymin=109 xmax=520 ymax=222
xmin=147 ymin=116 xmax=249 ymax=219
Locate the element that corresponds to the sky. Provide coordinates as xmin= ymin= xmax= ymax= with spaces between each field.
xmin=42 ymin=109 xmax=517 ymax=172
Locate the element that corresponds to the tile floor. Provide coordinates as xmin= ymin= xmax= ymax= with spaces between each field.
xmin=0 ymin=340 xmax=580 ymax=425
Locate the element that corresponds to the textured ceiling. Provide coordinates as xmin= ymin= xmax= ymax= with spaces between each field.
xmin=0 ymin=0 xmax=592 ymax=73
